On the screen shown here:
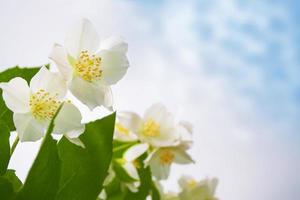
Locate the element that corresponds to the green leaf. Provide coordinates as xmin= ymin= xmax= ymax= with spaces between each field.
xmin=15 ymin=104 xmax=62 ymax=200
xmin=56 ymin=112 xmax=116 ymax=200
xmin=0 ymin=170 xmax=22 ymax=200
xmin=0 ymin=65 xmax=45 ymax=131
xmin=0 ymin=176 xmax=15 ymax=200
xmin=0 ymin=121 xmax=10 ymax=175
xmin=150 ymin=181 xmax=161 ymax=200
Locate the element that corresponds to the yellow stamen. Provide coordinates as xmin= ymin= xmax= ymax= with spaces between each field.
xmin=115 ymin=123 xmax=130 ymax=136
xmin=29 ymin=89 xmax=61 ymax=120
xmin=187 ymin=179 xmax=198 ymax=188
xmin=159 ymin=149 xmax=175 ymax=165
xmin=140 ymin=119 xmax=160 ymax=137
xmin=73 ymin=50 xmax=102 ymax=82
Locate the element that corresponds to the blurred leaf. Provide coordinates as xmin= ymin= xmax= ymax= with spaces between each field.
xmin=3 ymin=170 xmax=22 ymax=192
xmin=150 ymin=181 xmax=161 ymax=200
xmin=15 ymin=104 xmax=62 ymax=200
xmin=0 ymin=170 xmax=22 ymax=200
xmin=0 ymin=121 xmax=10 ymax=175
xmin=0 ymin=176 xmax=15 ymax=199
xmin=56 ymin=113 xmax=116 ymax=200
xmin=0 ymin=65 xmax=46 ymax=131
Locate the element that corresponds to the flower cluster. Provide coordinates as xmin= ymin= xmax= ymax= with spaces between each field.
xmin=113 ymin=103 xmax=194 ymax=182
xmin=99 ymin=103 xmax=218 ymax=199
xmin=0 ymin=19 xmax=218 ymax=200
xmin=0 ymin=19 xmax=129 ymax=145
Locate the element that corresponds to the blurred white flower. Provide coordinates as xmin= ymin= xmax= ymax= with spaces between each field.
xmin=144 ymin=144 xmax=194 ymax=180
xmin=163 ymin=192 xmax=180 ymax=200
xmin=115 ymin=103 xmax=184 ymax=147
xmin=0 ymin=67 xmax=84 ymax=143
xmin=121 ymin=143 xmax=149 ymax=180
xmin=114 ymin=112 xmax=139 ymax=142
xmin=178 ymin=176 xmax=218 ymax=200
xmin=49 ymin=18 xmax=129 ymax=110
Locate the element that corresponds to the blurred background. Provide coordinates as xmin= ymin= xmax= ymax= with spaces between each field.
xmin=0 ymin=0 xmax=299 ymax=199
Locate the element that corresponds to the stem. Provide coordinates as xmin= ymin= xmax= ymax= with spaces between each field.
xmin=113 ymin=143 xmax=134 ymax=153
xmin=10 ymin=136 xmax=19 ymax=156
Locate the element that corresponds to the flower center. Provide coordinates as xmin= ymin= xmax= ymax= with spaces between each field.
xmin=159 ymin=149 xmax=175 ymax=165
xmin=74 ymin=50 xmax=102 ymax=82
xmin=115 ymin=123 xmax=130 ymax=136
xmin=187 ymin=179 xmax=197 ymax=189
xmin=140 ymin=119 xmax=160 ymax=137
xmin=29 ymin=89 xmax=61 ymax=120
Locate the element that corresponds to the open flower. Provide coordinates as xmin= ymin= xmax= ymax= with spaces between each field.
xmin=49 ymin=18 xmax=129 ymax=110
xmin=114 ymin=103 xmax=182 ymax=147
xmin=178 ymin=176 xmax=218 ymax=200
xmin=144 ymin=144 xmax=194 ymax=180
xmin=0 ymin=67 xmax=84 ymax=142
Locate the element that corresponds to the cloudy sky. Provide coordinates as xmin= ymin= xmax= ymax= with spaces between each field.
xmin=0 ymin=0 xmax=299 ymax=199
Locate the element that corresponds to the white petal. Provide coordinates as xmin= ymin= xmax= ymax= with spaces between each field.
xmin=123 ymin=143 xmax=149 ymax=162
xmin=141 ymin=103 xmax=179 ymax=147
xmin=143 ymin=149 xmax=158 ymax=167
xmin=0 ymin=77 xmax=30 ymax=113
xmin=30 ymin=67 xmax=67 ymax=99
xmin=114 ymin=128 xmax=137 ymax=142
xmin=97 ymin=50 xmax=129 ymax=85
xmin=65 ymin=18 xmax=100 ymax=58
xmin=126 ymin=182 xmax=140 ymax=193
xmin=53 ymin=102 xmax=85 ymax=138
xmin=123 ymin=162 xmax=139 ymax=180
xmin=98 ymin=189 xmax=107 ymax=199
xmin=103 ymin=166 xmax=116 ymax=186
xmin=178 ymin=175 xmax=194 ymax=189
xmin=147 ymin=149 xmax=171 ymax=180
xmin=150 ymin=158 xmax=171 ymax=180
xmin=173 ymin=148 xmax=194 ymax=164
xmin=100 ymin=36 xmax=128 ymax=54
xmin=69 ymin=77 xmax=113 ymax=110
xmin=49 ymin=44 xmax=72 ymax=81
xmin=13 ymin=112 xmax=46 ymax=141
xmin=65 ymin=136 xmax=85 ymax=148
xmin=144 ymin=103 xmax=170 ymax=123
xmin=117 ymin=111 xmax=142 ymax=132
xmin=179 ymin=120 xmax=193 ymax=134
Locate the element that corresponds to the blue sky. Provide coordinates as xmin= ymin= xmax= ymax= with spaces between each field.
xmin=0 ymin=0 xmax=299 ymax=199
xmin=139 ymin=0 xmax=300 ymax=127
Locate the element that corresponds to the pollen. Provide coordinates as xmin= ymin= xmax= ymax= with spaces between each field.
xmin=74 ymin=50 xmax=102 ymax=82
xmin=159 ymin=149 xmax=175 ymax=165
xmin=29 ymin=89 xmax=61 ymax=120
xmin=115 ymin=123 xmax=130 ymax=136
xmin=140 ymin=119 xmax=160 ymax=137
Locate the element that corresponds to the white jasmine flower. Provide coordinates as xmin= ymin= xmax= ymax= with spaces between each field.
xmin=49 ymin=18 xmax=129 ymax=110
xmin=0 ymin=67 xmax=84 ymax=142
xmin=114 ymin=111 xmax=140 ymax=142
xmin=144 ymin=144 xmax=194 ymax=180
xmin=178 ymin=176 xmax=218 ymax=200
xmin=114 ymin=103 xmax=182 ymax=147
xmin=121 ymin=143 xmax=149 ymax=180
